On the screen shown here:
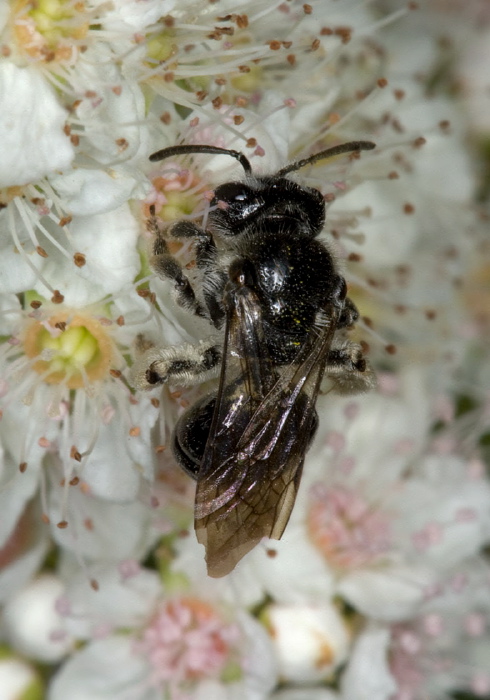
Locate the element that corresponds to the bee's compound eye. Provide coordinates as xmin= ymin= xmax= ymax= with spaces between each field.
xmin=214 ymin=182 xmax=252 ymax=204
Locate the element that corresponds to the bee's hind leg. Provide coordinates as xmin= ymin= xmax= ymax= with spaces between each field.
xmin=131 ymin=337 xmax=222 ymax=390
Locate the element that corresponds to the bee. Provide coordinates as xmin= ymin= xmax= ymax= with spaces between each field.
xmin=134 ymin=140 xmax=376 ymax=577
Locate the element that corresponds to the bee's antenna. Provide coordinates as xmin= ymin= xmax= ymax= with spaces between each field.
xmin=276 ymin=140 xmax=375 ymax=177
xmin=149 ymin=145 xmax=253 ymax=175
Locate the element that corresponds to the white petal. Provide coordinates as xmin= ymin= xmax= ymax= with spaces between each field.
xmin=341 ymin=626 xmax=396 ymax=700
xmin=98 ymin=0 xmax=174 ymax=32
xmin=50 ymin=168 xmax=150 ymax=216
xmin=337 ymin=565 xmax=437 ymax=622
xmin=35 ymin=204 xmax=140 ymax=307
xmin=0 ymin=64 xmax=74 ymax=187
xmin=61 ymin=565 xmax=161 ymax=638
xmin=49 ymin=491 xmax=155 ymax=563
xmin=48 ymin=636 xmax=157 ymax=700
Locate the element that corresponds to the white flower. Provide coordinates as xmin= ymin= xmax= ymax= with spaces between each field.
xmin=264 ymin=602 xmax=350 ymax=683
xmin=2 ymin=574 xmax=74 ymax=663
xmin=343 ymin=560 xmax=490 ymax=699
xmin=0 ymin=656 xmax=43 ymax=700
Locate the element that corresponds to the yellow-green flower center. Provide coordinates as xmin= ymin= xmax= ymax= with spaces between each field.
xmin=24 ymin=313 xmax=113 ymax=389
xmin=12 ymin=0 xmax=89 ymax=62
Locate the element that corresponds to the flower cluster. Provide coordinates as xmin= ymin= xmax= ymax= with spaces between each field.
xmin=0 ymin=1 xmax=489 ymax=699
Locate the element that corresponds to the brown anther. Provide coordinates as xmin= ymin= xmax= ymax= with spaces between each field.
xmin=137 ymin=289 xmax=151 ymax=298
xmin=112 ymin=85 xmax=122 ymax=96
xmin=215 ymin=78 xmax=226 ymax=85
xmin=246 ymin=137 xmax=257 ymax=148
xmin=163 ymin=15 xmax=175 ymax=27
xmin=362 ymin=316 xmax=373 ymax=328
xmin=110 ymin=369 xmax=122 ymax=378
xmin=84 ymin=518 xmax=94 ymax=530
xmin=164 ymin=72 xmax=175 ymax=83
xmin=388 ymin=171 xmax=399 ymax=179
xmin=233 ymin=115 xmax=245 ymax=125
xmin=1 ymin=45 xmax=12 ymax=57
xmin=311 ymin=39 xmax=320 ymax=51
xmin=116 ymin=138 xmax=128 ymax=151
xmin=268 ymin=40 xmax=281 ymax=50
xmin=180 ymin=399 xmax=190 ymax=409
xmin=403 ymin=203 xmax=415 ymax=214
xmin=408 ymin=2 xmax=419 ymax=10
xmin=394 ymin=89 xmax=405 ymax=100
xmin=212 ymin=96 xmax=223 ymax=109
xmin=439 ymin=120 xmax=450 ymax=131
xmin=170 ymin=390 xmax=182 ymax=399
xmin=324 ymin=193 xmax=335 ymax=203
xmin=155 ymin=445 xmax=167 ymax=453
xmin=59 ymin=216 xmax=72 ymax=227
xmin=328 ymin=112 xmax=340 ymax=124
xmin=320 ymin=27 xmax=332 ymax=35
xmin=90 ymin=579 xmax=99 ymax=591
xmin=160 ymin=112 xmax=171 ymax=124
xmin=73 ymin=252 xmax=86 ymax=267
xmin=70 ymin=134 xmax=80 ymax=147
xmin=70 ymin=476 xmax=80 ymax=486
xmin=334 ymin=27 xmax=352 ymax=43
xmin=70 ymin=445 xmax=82 ymax=462
xmin=287 ymin=54 xmax=296 ymax=66
xmin=57 ymin=520 xmax=69 ymax=529
xmin=36 ymin=246 xmax=48 ymax=258
xmin=41 ymin=513 xmax=50 ymax=524
xmin=195 ymin=90 xmax=208 ymax=101
xmin=19 ymin=462 xmax=27 ymax=473
xmin=377 ymin=78 xmax=388 ymax=88
xmin=394 ymin=304 xmax=407 ymax=314
xmin=303 ymin=4 xmax=312 ymax=13
xmin=238 ymin=65 xmax=250 ymax=73
xmin=266 ymin=548 xmax=277 ymax=558
xmin=151 ymin=398 xmax=160 ymax=408
xmin=425 ymin=309 xmax=437 ymax=320
xmin=348 ymin=252 xmax=362 ymax=262
xmin=235 ymin=96 xmax=248 ymax=107
xmin=51 ymin=290 xmax=64 ymax=304
xmin=129 ymin=426 xmax=141 ymax=437
xmin=116 ymin=315 xmax=125 ymax=326
xmin=385 ymin=344 xmax=397 ymax=354
xmin=282 ymin=41 xmax=292 ymax=49
xmin=63 ymin=125 xmax=71 ymax=136
xmin=54 ymin=321 xmax=66 ymax=331
xmin=236 ymin=14 xmax=249 ymax=28
xmin=30 ymin=300 xmax=42 ymax=309
xmin=360 ymin=340 xmax=370 ymax=353
xmin=413 ymin=137 xmax=426 ymax=148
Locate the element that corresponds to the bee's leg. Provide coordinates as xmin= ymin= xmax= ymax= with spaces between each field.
xmin=338 ymin=296 xmax=360 ymax=329
xmin=324 ymin=341 xmax=376 ymax=395
xmin=169 ymin=221 xmax=226 ymax=329
xmin=148 ymin=211 xmax=207 ymax=319
xmin=131 ymin=338 xmax=222 ymax=390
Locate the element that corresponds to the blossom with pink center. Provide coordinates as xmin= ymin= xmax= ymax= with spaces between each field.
xmin=135 ymin=598 xmax=242 ymax=689
xmin=307 ymin=484 xmax=393 ymax=570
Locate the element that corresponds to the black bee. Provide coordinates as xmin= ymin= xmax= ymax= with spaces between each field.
xmin=134 ymin=140 xmax=376 ymax=577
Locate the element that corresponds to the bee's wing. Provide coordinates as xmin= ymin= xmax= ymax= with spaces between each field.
xmin=195 ymin=284 xmax=340 ymax=577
